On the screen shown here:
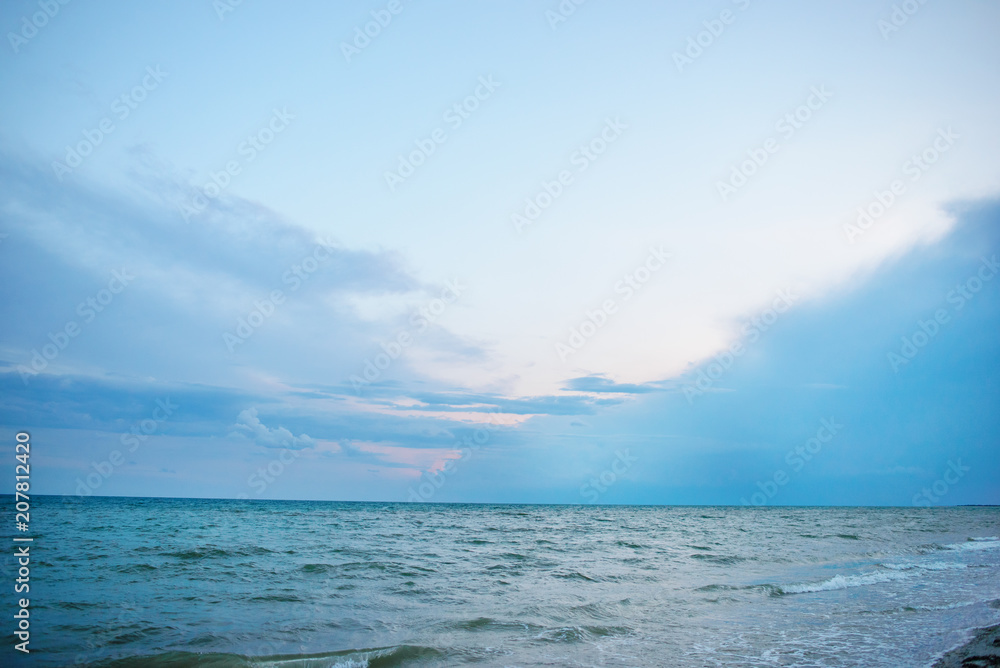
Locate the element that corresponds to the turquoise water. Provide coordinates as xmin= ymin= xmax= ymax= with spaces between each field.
xmin=4 ymin=497 xmax=1000 ymax=667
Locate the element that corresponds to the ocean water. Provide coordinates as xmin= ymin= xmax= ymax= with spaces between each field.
xmin=5 ymin=497 xmax=1000 ymax=667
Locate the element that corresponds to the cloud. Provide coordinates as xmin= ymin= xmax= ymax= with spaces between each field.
xmin=0 ymin=148 xmax=482 ymax=392
xmin=517 ymin=199 xmax=1000 ymax=505
xmin=343 ymin=441 xmax=461 ymax=474
xmin=229 ymin=407 xmax=315 ymax=450
xmin=563 ymin=375 xmax=665 ymax=394
xmin=8 ymin=200 xmax=999 ymax=503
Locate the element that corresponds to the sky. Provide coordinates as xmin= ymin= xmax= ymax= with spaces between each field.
xmin=1 ymin=0 xmax=998 ymax=505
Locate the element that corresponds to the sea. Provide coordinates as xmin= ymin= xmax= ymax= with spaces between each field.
xmin=4 ymin=497 xmax=1000 ymax=667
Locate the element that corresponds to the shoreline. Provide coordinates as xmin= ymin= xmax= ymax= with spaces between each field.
xmin=933 ymin=625 xmax=1000 ymax=668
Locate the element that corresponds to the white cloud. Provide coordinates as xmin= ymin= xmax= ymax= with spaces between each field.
xmin=230 ymin=407 xmax=315 ymax=450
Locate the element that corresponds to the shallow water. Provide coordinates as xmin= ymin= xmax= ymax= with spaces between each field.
xmin=5 ymin=497 xmax=1000 ymax=667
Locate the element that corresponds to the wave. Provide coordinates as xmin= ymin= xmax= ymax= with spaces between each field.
xmin=880 ymin=561 xmax=966 ymax=571
xmin=698 ymin=558 xmax=968 ymax=598
xmin=945 ymin=537 xmax=1000 ymax=551
xmin=299 ymin=561 xmax=401 ymax=575
xmin=552 ymin=570 xmax=598 ymax=582
xmin=690 ymin=553 xmax=748 ymax=565
xmin=116 ymin=563 xmax=158 ymax=574
xmin=161 ymin=546 xmax=276 ymax=560
xmin=301 ymin=563 xmax=335 ymax=573
xmin=775 ymin=558 xmax=969 ymax=595
xmin=778 ymin=570 xmax=914 ymax=594
xmin=442 ymin=617 xmax=629 ymax=639
xmin=531 ymin=625 xmax=631 ymax=643
xmin=694 ymin=583 xmax=783 ymax=596
xmin=92 ymin=645 xmax=445 ymax=668
xmin=448 ymin=616 xmax=503 ymax=630
xmin=249 ymin=593 xmax=305 ymax=603
xmin=616 ymin=540 xmax=646 ymax=549
xmin=162 ymin=548 xmax=232 ymax=560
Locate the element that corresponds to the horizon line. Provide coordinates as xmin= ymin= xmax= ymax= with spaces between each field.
xmin=9 ymin=493 xmax=998 ymax=509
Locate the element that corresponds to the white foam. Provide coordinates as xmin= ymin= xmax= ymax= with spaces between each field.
xmin=781 ymin=551 xmax=983 ymax=595
xmin=259 ymin=656 xmax=370 ymax=668
xmin=781 ymin=569 xmax=913 ymax=594
xmin=881 ymin=561 xmax=966 ymax=571
xmin=945 ymin=537 xmax=1000 ymax=551
xmin=264 ymin=656 xmax=370 ymax=668
xmin=329 ymin=660 xmax=369 ymax=668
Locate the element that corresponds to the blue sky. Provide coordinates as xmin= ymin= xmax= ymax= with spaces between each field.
xmin=1 ymin=0 xmax=998 ymax=504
